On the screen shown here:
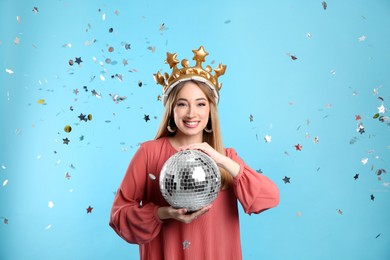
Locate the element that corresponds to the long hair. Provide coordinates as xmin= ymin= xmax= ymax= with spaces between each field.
xmin=154 ymin=80 xmax=232 ymax=188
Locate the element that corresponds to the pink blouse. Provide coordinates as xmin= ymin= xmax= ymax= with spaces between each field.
xmin=109 ymin=137 xmax=279 ymax=260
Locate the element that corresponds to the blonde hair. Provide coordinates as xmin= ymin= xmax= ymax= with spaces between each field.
xmin=154 ymin=80 xmax=232 ymax=188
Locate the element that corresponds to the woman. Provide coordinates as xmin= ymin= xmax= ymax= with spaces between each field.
xmin=109 ymin=46 xmax=279 ymax=260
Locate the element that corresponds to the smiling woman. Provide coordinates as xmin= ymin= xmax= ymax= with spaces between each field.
xmin=109 ymin=46 xmax=280 ymax=260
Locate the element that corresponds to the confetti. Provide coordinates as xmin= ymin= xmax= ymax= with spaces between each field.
xmin=149 ymin=173 xmax=156 ymax=180
xmin=294 ymin=144 xmax=302 ymax=151
xmin=377 ymin=104 xmax=386 ymax=114
xmin=16 ymin=16 xmax=21 ymax=23
xmin=336 ymin=209 xmax=343 ymax=215
xmin=75 ymin=57 xmax=83 ymax=65
xmin=283 ymin=176 xmax=290 ymax=184
xmin=63 ymin=138 xmax=70 ymax=145
xmin=45 ymin=224 xmax=52 ymax=230
xmin=322 ymin=1 xmax=327 ymax=10
xmin=182 ymin=240 xmax=191 ymax=250
xmin=144 ymin=114 xmax=150 ymax=122
xmin=361 ymin=158 xmax=368 ymax=165
xmin=14 ymin=37 xmax=21 ymax=45
xmin=37 ymin=99 xmax=46 ymax=105
xmin=86 ymin=206 xmax=93 ymax=213
xmin=370 ymin=194 xmax=375 ymax=201
xmin=64 ymin=125 xmax=72 ymax=133
xmin=1 ymin=164 xmax=6 ymax=170
xmin=5 ymin=68 xmax=14 ymax=74
xmin=3 ymin=179 xmax=8 ymax=186
xmin=249 ymin=114 xmax=254 ymax=122
xmin=358 ymin=35 xmax=367 ymax=42
xmin=264 ymin=135 xmax=272 ymax=143
xmin=48 ymin=201 xmax=54 ymax=208
xmin=32 ymin=6 xmax=39 ymax=14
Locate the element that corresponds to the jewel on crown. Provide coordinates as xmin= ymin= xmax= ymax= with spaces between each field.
xmin=154 ymin=46 xmax=227 ymax=104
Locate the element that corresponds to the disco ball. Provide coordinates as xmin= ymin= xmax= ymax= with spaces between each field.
xmin=159 ymin=150 xmax=221 ymax=212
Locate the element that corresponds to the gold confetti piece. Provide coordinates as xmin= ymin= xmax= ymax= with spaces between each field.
xmin=37 ymin=99 xmax=45 ymax=104
xmin=87 ymin=114 xmax=92 ymax=121
xmin=64 ymin=125 xmax=72 ymax=133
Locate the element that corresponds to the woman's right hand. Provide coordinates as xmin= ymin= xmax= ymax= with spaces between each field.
xmin=157 ymin=205 xmax=212 ymax=224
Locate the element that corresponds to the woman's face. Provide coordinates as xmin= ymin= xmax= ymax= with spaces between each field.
xmin=172 ymin=81 xmax=210 ymax=139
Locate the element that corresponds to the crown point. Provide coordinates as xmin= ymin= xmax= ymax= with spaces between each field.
xmin=181 ymin=59 xmax=189 ymax=68
xmin=192 ymin=46 xmax=208 ymax=63
xmin=214 ymin=63 xmax=227 ymax=78
xmin=166 ymin=52 xmax=179 ymax=69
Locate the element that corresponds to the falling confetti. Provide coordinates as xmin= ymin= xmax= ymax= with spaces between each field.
xmin=3 ymin=179 xmax=8 ymax=186
xmin=353 ymin=173 xmax=359 ymax=180
xmin=294 ymin=144 xmax=302 ymax=151
xmin=283 ymin=176 xmax=291 ymax=184
xmin=64 ymin=125 xmax=72 ymax=133
xmin=149 ymin=173 xmax=156 ymax=180
xmin=63 ymin=138 xmax=70 ymax=145
xmin=361 ymin=157 xmax=368 ymax=165
xmin=37 ymin=99 xmax=46 ymax=105
xmin=48 ymin=201 xmax=54 ymax=208
xmin=249 ymin=114 xmax=254 ymax=122
xmin=5 ymin=68 xmax=14 ymax=74
xmin=322 ymin=1 xmax=327 ymax=10
xmin=45 ymin=224 xmax=52 ymax=230
xmin=370 ymin=194 xmax=375 ymax=201
xmin=86 ymin=206 xmax=93 ymax=213
xmin=144 ymin=114 xmax=150 ymax=122
xmin=182 ymin=240 xmax=191 ymax=250
xmin=75 ymin=57 xmax=83 ymax=65
xmin=358 ymin=35 xmax=367 ymax=42
xmin=264 ymin=135 xmax=272 ymax=143
xmin=32 ymin=6 xmax=39 ymax=14
xmin=336 ymin=209 xmax=343 ymax=215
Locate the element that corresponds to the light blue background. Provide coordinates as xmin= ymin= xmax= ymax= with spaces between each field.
xmin=1 ymin=0 xmax=389 ymax=259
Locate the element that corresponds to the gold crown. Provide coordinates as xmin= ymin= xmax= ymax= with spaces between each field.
xmin=153 ymin=46 xmax=227 ymax=105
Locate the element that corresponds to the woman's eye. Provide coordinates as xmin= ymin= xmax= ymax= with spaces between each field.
xmin=198 ymin=103 xmax=206 ymax=106
xmin=177 ymin=103 xmax=186 ymax=107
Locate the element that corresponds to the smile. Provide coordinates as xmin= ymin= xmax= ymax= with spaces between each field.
xmin=183 ymin=121 xmax=200 ymax=128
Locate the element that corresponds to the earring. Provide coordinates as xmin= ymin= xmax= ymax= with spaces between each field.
xmin=204 ymin=120 xmax=213 ymax=133
xmin=204 ymin=127 xmax=213 ymax=133
xmin=167 ymin=119 xmax=176 ymax=133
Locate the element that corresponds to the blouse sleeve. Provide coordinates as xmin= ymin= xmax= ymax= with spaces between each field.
xmin=228 ymin=148 xmax=280 ymax=214
xmin=109 ymin=144 xmax=163 ymax=244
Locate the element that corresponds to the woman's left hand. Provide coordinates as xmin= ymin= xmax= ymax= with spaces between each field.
xmin=180 ymin=142 xmax=224 ymax=164
xmin=179 ymin=142 xmax=240 ymax=177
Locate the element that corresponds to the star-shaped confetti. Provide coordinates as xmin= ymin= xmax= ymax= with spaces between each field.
xmin=182 ymin=240 xmax=191 ymax=250
xmin=144 ymin=114 xmax=150 ymax=122
xmin=283 ymin=176 xmax=290 ymax=184
xmin=249 ymin=114 xmax=254 ymax=122
xmin=264 ymin=135 xmax=272 ymax=143
xmin=78 ymin=113 xmax=87 ymax=121
xmin=86 ymin=206 xmax=93 ymax=213
xmin=294 ymin=144 xmax=302 ymax=151
xmin=48 ymin=201 xmax=54 ymax=208
xmin=358 ymin=35 xmax=367 ymax=42
xmin=63 ymin=138 xmax=70 ymax=145
xmin=370 ymin=194 xmax=375 ymax=201
xmin=32 ymin=6 xmax=39 ymax=14
xmin=75 ymin=57 xmax=83 ymax=65
xmin=378 ymin=104 xmax=386 ymax=114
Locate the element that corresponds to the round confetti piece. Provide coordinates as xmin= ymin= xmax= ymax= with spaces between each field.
xmin=69 ymin=59 xmax=74 ymax=66
xmin=108 ymin=46 xmax=114 ymax=52
xmin=64 ymin=125 xmax=72 ymax=133
xmin=37 ymin=99 xmax=45 ymax=104
xmin=87 ymin=114 xmax=92 ymax=121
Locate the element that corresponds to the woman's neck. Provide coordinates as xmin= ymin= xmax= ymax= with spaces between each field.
xmin=169 ymin=133 xmax=203 ymax=149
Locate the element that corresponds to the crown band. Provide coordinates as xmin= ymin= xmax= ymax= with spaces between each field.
xmin=154 ymin=46 xmax=226 ymax=105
